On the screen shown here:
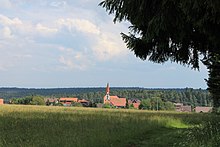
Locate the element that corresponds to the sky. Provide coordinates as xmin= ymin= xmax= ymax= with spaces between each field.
xmin=0 ymin=0 xmax=208 ymax=89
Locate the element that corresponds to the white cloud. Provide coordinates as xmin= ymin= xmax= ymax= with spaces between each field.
xmin=58 ymin=46 xmax=93 ymax=71
xmin=1 ymin=26 xmax=13 ymax=38
xmin=55 ymin=17 xmax=128 ymax=61
xmin=36 ymin=23 xmax=58 ymax=35
xmin=58 ymin=46 xmax=74 ymax=54
xmin=0 ymin=14 xmax=60 ymax=38
xmin=59 ymin=55 xmax=87 ymax=71
xmin=0 ymin=14 xmax=23 ymax=26
xmin=59 ymin=55 xmax=75 ymax=68
xmin=92 ymin=32 xmax=127 ymax=61
xmin=56 ymin=18 xmax=100 ymax=34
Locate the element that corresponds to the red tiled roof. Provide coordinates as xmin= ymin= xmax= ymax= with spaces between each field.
xmin=78 ymin=99 xmax=89 ymax=103
xmin=59 ymin=97 xmax=78 ymax=102
xmin=104 ymin=95 xmax=126 ymax=107
xmin=128 ymin=99 xmax=140 ymax=109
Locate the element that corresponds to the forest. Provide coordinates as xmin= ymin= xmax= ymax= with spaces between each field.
xmin=0 ymin=87 xmax=211 ymax=107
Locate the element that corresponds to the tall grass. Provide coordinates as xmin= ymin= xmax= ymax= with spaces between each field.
xmin=0 ymin=105 xmax=218 ymax=146
xmin=176 ymin=118 xmax=220 ymax=147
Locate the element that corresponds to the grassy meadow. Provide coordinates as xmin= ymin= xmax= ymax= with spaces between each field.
xmin=0 ymin=105 xmax=219 ymax=147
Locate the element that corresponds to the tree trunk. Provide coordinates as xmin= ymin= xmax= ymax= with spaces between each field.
xmin=205 ymin=53 xmax=220 ymax=112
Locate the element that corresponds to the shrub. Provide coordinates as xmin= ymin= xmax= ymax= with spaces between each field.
xmin=102 ymin=103 xmax=111 ymax=108
xmin=71 ymin=102 xmax=83 ymax=107
xmin=30 ymin=96 xmax=45 ymax=105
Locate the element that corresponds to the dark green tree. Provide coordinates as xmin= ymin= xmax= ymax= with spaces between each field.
xmin=140 ymin=99 xmax=152 ymax=110
xmin=99 ymin=0 xmax=220 ymax=110
xmin=30 ymin=96 xmax=45 ymax=105
xmin=164 ymin=101 xmax=175 ymax=111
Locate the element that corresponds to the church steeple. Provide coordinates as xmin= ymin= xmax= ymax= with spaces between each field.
xmin=106 ymin=83 xmax=110 ymax=100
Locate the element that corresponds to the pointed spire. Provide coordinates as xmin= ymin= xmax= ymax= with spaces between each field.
xmin=106 ymin=83 xmax=110 ymax=94
xmin=106 ymin=83 xmax=110 ymax=100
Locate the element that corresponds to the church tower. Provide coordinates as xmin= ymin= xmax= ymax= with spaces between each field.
xmin=106 ymin=83 xmax=110 ymax=101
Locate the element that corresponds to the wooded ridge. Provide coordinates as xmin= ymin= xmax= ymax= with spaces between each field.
xmin=0 ymin=87 xmax=210 ymax=106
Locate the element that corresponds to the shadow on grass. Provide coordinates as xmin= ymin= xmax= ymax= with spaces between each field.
xmin=126 ymin=127 xmax=188 ymax=147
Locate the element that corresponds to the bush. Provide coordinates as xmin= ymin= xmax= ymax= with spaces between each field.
xmin=216 ymin=107 xmax=220 ymax=114
xmin=102 ymin=103 xmax=111 ymax=108
xmin=71 ymin=102 xmax=83 ymax=107
xmin=30 ymin=96 xmax=45 ymax=105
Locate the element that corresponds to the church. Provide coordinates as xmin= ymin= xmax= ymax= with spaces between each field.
xmin=103 ymin=83 xmax=126 ymax=108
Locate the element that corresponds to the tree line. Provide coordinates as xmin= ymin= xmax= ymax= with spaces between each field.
xmin=78 ymin=88 xmax=211 ymax=107
xmin=3 ymin=87 xmax=211 ymax=107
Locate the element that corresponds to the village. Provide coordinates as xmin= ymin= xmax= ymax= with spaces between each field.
xmin=0 ymin=83 xmax=213 ymax=113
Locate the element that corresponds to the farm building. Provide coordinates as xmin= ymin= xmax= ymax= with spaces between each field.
xmin=78 ymin=99 xmax=90 ymax=107
xmin=174 ymin=103 xmax=192 ymax=112
xmin=195 ymin=106 xmax=212 ymax=113
xmin=44 ymin=98 xmax=59 ymax=105
xmin=59 ymin=97 xmax=78 ymax=106
xmin=103 ymin=83 xmax=126 ymax=108
xmin=59 ymin=98 xmax=91 ymax=107
xmin=0 ymin=99 xmax=3 ymax=105
xmin=128 ymin=99 xmax=141 ymax=109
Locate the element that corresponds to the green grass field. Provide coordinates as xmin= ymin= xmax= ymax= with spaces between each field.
xmin=0 ymin=105 xmax=219 ymax=147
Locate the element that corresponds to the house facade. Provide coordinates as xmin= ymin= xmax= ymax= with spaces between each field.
xmin=44 ymin=98 xmax=59 ymax=105
xmin=0 ymin=99 xmax=3 ymax=105
xmin=78 ymin=99 xmax=90 ymax=107
xmin=195 ymin=106 xmax=212 ymax=113
xmin=174 ymin=103 xmax=192 ymax=112
xmin=128 ymin=99 xmax=141 ymax=109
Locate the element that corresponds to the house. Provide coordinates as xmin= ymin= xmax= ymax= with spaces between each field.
xmin=78 ymin=99 xmax=90 ymax=107
xmin=174 ymin=103 xmax=184 ymax=112
xmin=181 ymin=106 xmax=192 ymax=112
xmin=59 ymin=97 xmax=90 ymax=107
xmin=44 ymin=98 xmax=58 ymax=105
xmin=128 ymin=99 xmax=141 ymax=109
xmin=174 ymin=103 xmax=192 ymax=112
xmin=59 ymin=97 xmax=78 ymax=106
xmin=0 ymin=99 xmax=3 ymax=105
xmin=195 ymin=106 xmax=212 ymax=113
xmin=103 ymin=83 xmax=126 ymax=108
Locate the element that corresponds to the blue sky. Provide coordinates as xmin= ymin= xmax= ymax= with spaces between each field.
xmin=0 ymin=0 xmax=208 ymax=88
